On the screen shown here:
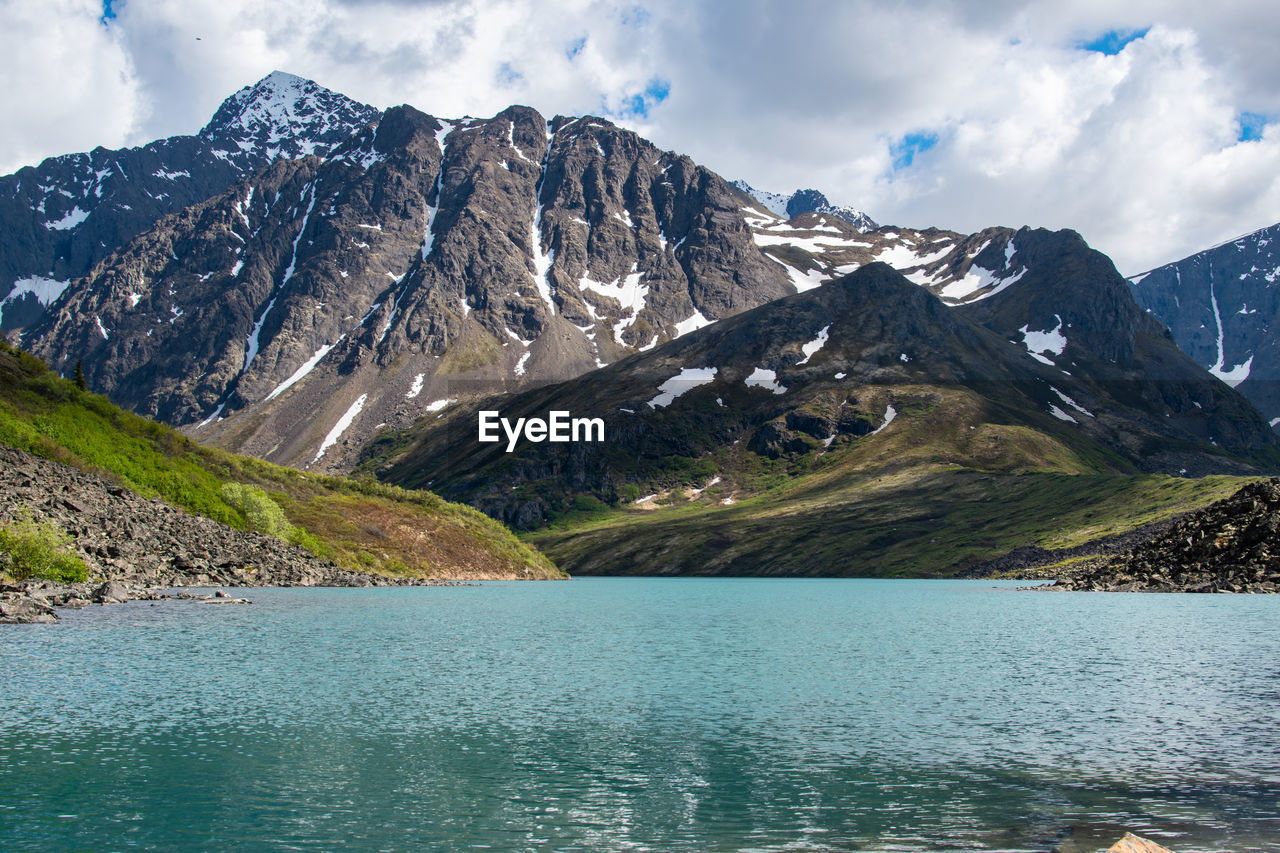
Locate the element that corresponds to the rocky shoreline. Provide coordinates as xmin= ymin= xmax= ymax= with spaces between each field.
xmin=0 ymin=581 xmax=256 ymax=624
xmin=0 ymin=444 xmax=462 ymax=623
xmin=1044 ymin=478 xmax=1280 ymax=593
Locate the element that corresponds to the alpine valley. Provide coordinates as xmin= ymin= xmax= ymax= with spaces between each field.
xmin=6 ymin=71 xmax=1280 ymax=578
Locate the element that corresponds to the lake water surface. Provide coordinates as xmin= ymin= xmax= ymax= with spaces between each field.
xmin=2 ymin=579 xmax=1279 ymax=852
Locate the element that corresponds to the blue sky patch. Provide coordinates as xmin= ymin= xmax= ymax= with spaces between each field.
xmin=621 ymin=5 xmax=651 ymax=28
xmin=1238 ymin=112 xmax=1268 ymax=142
xmin=890 ymin=131 xmax=938 ymax=170
xmin=609 ymin=76 xmax=671 ymax=119
xmin=496 ymin=62 xmax=523 ymax=87
xmin=1079 ymin=27 xmax=1149 ymax=55
xmin=100 ymin=0 xmax=116 ymax=25
xmin=566 ymin=36 xmax=587 ymax=60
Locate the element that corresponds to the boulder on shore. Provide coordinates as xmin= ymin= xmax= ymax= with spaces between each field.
xmin=0 ymin=594 xmax=57 ymax=624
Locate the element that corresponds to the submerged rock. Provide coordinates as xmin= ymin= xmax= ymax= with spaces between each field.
xmin=1107 ymin=832 xmax=1175 ymax=853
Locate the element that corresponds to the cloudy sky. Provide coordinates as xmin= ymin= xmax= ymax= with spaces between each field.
xmin=3 ymin=0 xmax=1278 ymax=274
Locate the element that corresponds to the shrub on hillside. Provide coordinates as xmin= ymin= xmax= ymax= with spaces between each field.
xmin=0 ymin=510 xmax=89 ymax=583
xmin=220 ymin=483 xmax=295 ymax=539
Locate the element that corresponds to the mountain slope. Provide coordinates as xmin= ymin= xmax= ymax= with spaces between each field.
xmin=0 ymin=72 xmax=378 ymax=334
xmin=1128 ymin=222 xmax=1280 ymax=428
xmin=0 ymin=340 xmax=560 ymax=580
xmin=359 ymin=239 xmax=1277 ymax=574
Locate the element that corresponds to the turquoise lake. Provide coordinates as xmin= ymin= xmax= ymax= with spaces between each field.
xmin=2 ymin=578 xmax=1279 ymax=852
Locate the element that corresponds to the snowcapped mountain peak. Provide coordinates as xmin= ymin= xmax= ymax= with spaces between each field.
xmin=200 ymin=71 xmax=380 ymax=161
xmin=731 ymin=180 xmax=877 ymax=233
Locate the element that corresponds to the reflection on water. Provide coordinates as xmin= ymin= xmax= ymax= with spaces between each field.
xmin=2 ymin=579 xmax=1279 ymax=851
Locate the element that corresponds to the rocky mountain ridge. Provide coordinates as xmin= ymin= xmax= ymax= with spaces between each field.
xmin=1129 ymin=222 xmax=1280 ymax=429
xmin=0 ymin=71 xmax=378 ymax=334
xmin=13 ymin=70 xmax=1280 ymax=487
xmin=25 ymin=85 xmax=811 ymax=471
xmin=730 ymin=180 xmax=878 ymax=232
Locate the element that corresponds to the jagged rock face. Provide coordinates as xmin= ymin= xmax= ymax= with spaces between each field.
xmin=1128 ymin=223 xmax=1280 ymax=428
xmin=28 ymin=103 xmax=793 ymax=471
xmin=956 ymin=228 xmax=1277 ymax=463
xmin=366 ymin=260 xmax=1280 ymax=529
xmin=0 ymin=71 xmax=378 ymax=335
xmin=30 ymin=106 xmax=442 ymax=428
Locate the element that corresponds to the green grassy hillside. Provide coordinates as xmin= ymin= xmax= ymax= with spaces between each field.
xmin=527 ymin=463 xmax=1249 ymax=577
xmin=0 ymin=341 xmax=562 ymax=580
xmin=517 ymin=380 xmax=1253 ymax=576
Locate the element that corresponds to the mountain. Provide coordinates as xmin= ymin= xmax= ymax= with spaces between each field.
xmin=731 ymin=180 xmax=878 ymax=232
xmin=13 ymin=71 xmax=1279 ymax=495
xmin=0 ymin=72 xmax=378 ymax=333
xmin=360 ymin=233 xmax=1278 ymax=575
xmin=23 ymin=95 xmax=814 ymax=472
xmin=1128 ymin=223 xmax=1280 ymax=428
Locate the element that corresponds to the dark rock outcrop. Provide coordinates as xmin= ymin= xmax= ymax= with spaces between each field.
xmin=1054 ymin=478 xmax=1280 ymax=592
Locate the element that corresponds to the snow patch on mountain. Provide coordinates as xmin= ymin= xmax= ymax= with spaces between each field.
xmin=580 ymin=266 xmax=649 ymax=345
xmin=745 ymin=367 xmax=786 ymax=394
xmin=406 ymin=374 xmax=425 ymax=399
xmin=1050 ymin=386 xmax=1093 ymax=418
xmin=313 ymin=393 xmax=368 ymax=464
xmin=265 ymin=338 xmax=342 ymax=401
xmin=1020 ymin=316 xmax=1067 ymax=365
xmin=46 ymin=206 xmax=89 ymax=231
xmin=674 ymin=308 xmax=713 ymax=337
xmin=871 ymin=405 xmax=897 ymax=434
xmin=649 ymin=367 xmax=718 ymax=408
xmin=795 ymin=326 xmax=830 ymax=365
xmin=0 ymin=277 xmax=69 ymax=325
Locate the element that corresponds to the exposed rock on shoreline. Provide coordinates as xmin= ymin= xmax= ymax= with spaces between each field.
xmin=0 ymin=581 xmax=253 ymax=624
xmin=1051 ymin=478 xmax=1280 ymax=592
xmin=0 ymin=444 xmax=458 ymax=622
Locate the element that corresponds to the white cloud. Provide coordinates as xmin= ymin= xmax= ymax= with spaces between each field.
xmin=2 ymin=0 xmax=1279 ymax=272
xmin=0 ymin=0 xmax=145 ymax=173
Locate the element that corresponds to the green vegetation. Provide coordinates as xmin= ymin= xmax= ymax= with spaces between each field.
xmin=0 ymin=508 xmax=89 ymax=583
xmin=0 ymin=341 xmax=562 ymax=580
xmin=220 ymin=483 xmax=295 ymax=539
